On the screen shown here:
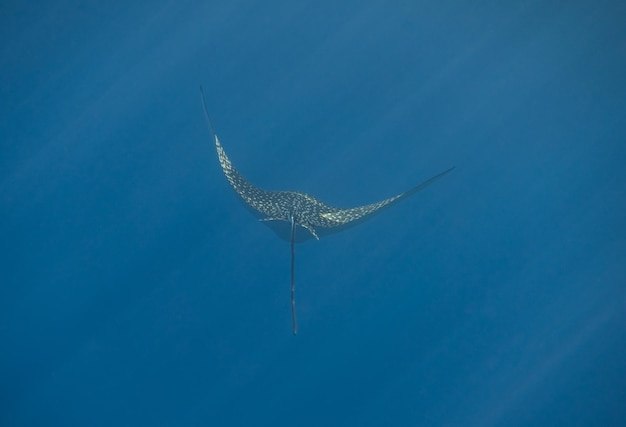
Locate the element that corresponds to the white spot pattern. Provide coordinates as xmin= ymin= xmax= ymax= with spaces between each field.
xmin=215 ymin=135 xmax=454 ymax=240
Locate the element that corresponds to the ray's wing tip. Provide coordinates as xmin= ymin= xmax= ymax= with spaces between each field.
xmin=435 ymin=166 xmax=456 ymax=179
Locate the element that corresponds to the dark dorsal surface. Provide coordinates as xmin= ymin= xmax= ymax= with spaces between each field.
xmin=202 ymin=89 xmax=453 ymax=335
xmin=215 ymin=134 xmax=454 ymax=242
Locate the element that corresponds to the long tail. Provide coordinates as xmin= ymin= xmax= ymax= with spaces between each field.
xmin=290 ymin=215 xmax=297 ymax=336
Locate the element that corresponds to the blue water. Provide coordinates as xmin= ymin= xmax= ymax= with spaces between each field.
xmin=2 ymin=1 xmax=625 ymax=426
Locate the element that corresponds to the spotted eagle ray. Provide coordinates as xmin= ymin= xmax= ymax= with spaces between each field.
xmin=201 ymin=89 xmax=453 ymax=335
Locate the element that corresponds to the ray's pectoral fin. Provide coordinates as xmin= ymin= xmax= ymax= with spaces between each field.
xmin=319 ymin=166 xmax=455 ymax=232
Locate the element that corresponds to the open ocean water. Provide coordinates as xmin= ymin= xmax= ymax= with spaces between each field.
xmin=1 ymin=1 xmax=625 ymax=426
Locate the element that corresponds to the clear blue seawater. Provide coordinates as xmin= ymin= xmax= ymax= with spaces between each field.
xmin=1 ymin=1 xmax=625 ymax=426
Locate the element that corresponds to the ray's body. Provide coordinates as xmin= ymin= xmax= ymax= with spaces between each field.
xmin=201 ymin=89 xmax=453 ymax=335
